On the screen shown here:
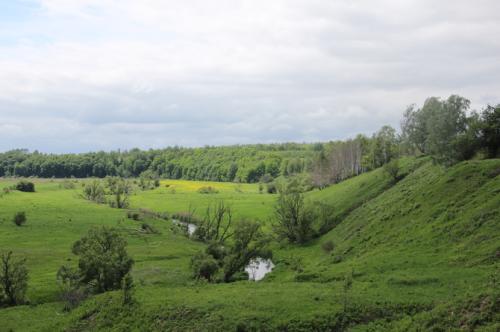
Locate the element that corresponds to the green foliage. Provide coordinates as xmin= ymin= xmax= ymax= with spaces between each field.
xmin=273 ymin=188 xmax=315 ymax=243
xmin=0 ymin=158 xmax=499 ymax=330
xmin=193 ymin=200 xmax=233 ymax=243
xmin=311 ymin=129 xmax=396 ymax=188
xmin=401 ymin=95 xmax=483 ymax=165
xmin=0 ymin=251 xmax=28 ymax=306
xmin=0 ymin=144 xmax=315 ymax=182
xmin=140 ymin=222 xmax=159 ymax=234
xmin=82 ymin=179 xmax=105 ymax=203
xmin=191 ymin=220 xmax=271 ymax=283
xmin=15 ymin=180 xmax=35 ymax=192
xmin=479 ymin=104 xmax=500 ymax=158
xmin=426 ymin=95 xmax=471 ymax=165
xmin=190 ymin=252 xmax=219 ymax=282
xmin=71 ymin=227 xmax=134 ymax=293
xmin=266 ymin=182 xmax=277 ymax=194
xmin=138 ymin=170 xmax=160 ymax=190
xmin=222 ymin=220 xmax=271 ymax=282
xmin=12 ymin=211 xmax=26 ymax=227
xmin=197 ymin=186 xmax=219 ymax=194
xmin=106 ymin=177 xmax=131 ymax=209
xmin=383 ymin=158 xmax=400 ymax=183
xmin=366 ymin=125 xmax=399 ymax=169
xmin=121 ymin=273 xmax=135 ymax=306
xmin=172 ymin=211 xmax=200 ymax=224
xmin=56 ymin=265 xmax=87 ymax=311
xmin=126 ymin=211 xmax=142 ymax=221
xmin=342 ymin=270 xmax=353 ymax=312
xmin=321 ymin=240 xmax=334 ymax=253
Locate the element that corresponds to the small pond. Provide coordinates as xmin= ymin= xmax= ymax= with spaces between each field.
xmin=172 ymin=220 xmax=275 ymax=281
xmin=172 ymin=219 xmax=198 ymax=236
xmin=245 ymin=258 xmax=275 ymax=281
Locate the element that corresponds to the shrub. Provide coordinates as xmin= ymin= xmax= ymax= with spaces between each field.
xmin=60 ymin=180 xmax=76 ymax=189
xmin=222 ymin=220 xmax=271 ymax=282
xmin=288 ymin=255 xmax=304 ymax=272
xmin=121 ymin=272 xmax=134 ymax=306
xmin=383 ymin=159 xmax=400 ymax=183
xmin=126 ymin=211 xmax=142 ymax=221
xmin=273 ymin=190 xmax=314 ymax=243
xmin=57 ymin=265 xmax=87 ymax=311
xmin=172 ymin=211 xmax=200 ymax=224
xmin=15 ymin=181 xmax=35 ymax=192
xmin=0 ymin=251 xmax=28 ymax=306
xmin=71 ymin=227 xmax=134 ymax=293
xmin=488 ymin=167 xmax=500 ymax=179
xmin=191 ymin=252 xmax=219 ymax=282
xmin=140 ymin=223 xmax=158 ymax=234
xmin=13 ymin=212 xmax=26 ymax=227
xmin=106 ymin=178 xmax=131 ymax=209
xmin=138 ymin=170 xmax=160 ymax=190
xmin=321 ymin=240 xmax=335 ymax=253
xmin=266 ymin=182 xmax=277 ymax=194
xmin=83 ymin=180 xmax=105 ymax=203
xmin=332 ymin=255 xmax=343 ymax=264
xmin=191 ymin=219 xmax=272 ymax=283
xmin=197 ymin=186 xmax=219 ymax=194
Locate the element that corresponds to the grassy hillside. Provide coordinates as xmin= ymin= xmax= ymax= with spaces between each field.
xmin=0 ymin=158 xmax=499 ymax=331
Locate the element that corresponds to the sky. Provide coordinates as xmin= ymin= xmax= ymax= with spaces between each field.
xmin=1 ymin=0 xmax=499 ymax=153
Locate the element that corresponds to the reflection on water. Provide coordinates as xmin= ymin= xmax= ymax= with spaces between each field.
xmin=172 ymin=220 xmax=198 ymax=236
xmin=245 ymin=258 xmax=275 ymax=281
xmin=172 ymin=220 xmax=274 ymax=281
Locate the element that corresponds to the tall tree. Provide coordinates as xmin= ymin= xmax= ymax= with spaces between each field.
xmin=479 ymin=105 xmax=500 ymax=158
xmin=426 ymin=95 xmax=470 ymax=165
xmin=0 ymin=252 xmax=28 ymax=306
xmin=71 ymin=227 xmax=133 ymax=293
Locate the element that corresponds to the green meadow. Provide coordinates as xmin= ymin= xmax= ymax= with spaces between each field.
xmin=130 ymin=179 xmax=276 ymax=223
xmin=0 ymin=158 xmax=499 ymax=331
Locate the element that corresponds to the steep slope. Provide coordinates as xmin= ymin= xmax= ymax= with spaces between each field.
xmin=317 ymin=158 xmax=500 ymax=272
xmin=273 ymin=158 xmax=500 ymax=330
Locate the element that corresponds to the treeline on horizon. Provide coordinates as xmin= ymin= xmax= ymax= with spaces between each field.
xmin=0 ymin=143 xmax=318 ymax=182
xmin=1 ymin=95 xmax=498 ymax=184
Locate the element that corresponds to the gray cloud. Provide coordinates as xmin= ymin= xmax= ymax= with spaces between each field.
xmin=0 ymin=0 xmax=499 ymax=152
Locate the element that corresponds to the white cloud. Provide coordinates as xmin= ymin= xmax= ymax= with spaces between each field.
xmin=0 ymin=0 xmax=499 ymax=152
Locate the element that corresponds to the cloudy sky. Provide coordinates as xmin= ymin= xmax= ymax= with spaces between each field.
xmin=1 ymin=0 xmax=499 ymax=153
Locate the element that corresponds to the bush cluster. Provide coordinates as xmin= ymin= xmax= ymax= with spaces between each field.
xmin=13 ymin=212 xmax=26 ymax=227
xmin=197 ymin=186 xmax=219 ymax=194
xmin=15 ymin=181 xmax=35 ymax=192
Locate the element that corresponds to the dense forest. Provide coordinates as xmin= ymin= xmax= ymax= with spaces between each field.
xmin=1 ymin=96 xmax=499 ymax=184
xmin=0 ymin=144 xmax=317 ymax=182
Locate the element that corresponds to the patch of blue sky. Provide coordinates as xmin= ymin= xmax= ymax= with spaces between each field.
xmin=0 ymin=0 xmax=41 ymax=22
xmin=0 ymin=1 xmax=45 ymax=45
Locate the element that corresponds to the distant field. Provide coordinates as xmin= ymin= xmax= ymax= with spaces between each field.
xmin=131 ymin=179 xmax=276 ymax=223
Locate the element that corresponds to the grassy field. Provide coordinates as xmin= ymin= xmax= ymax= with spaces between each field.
xmin=130 ymin=179 xmax=276 ymax=223
xmin=0 ymin=158 xmax=499 ymax=331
